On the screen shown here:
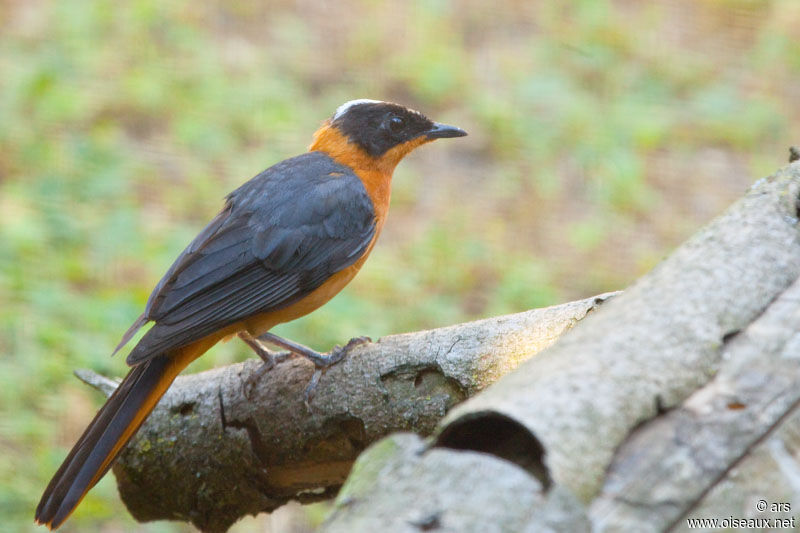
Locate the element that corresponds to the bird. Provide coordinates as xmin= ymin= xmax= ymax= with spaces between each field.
xmin=34 ymin=99 xmax=467 ymax=529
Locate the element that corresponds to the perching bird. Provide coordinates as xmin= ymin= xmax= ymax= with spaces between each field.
xmin=35 ymin=99 xmax=467 ymax=529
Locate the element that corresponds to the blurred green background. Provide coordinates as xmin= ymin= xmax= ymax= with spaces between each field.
xmin=2 ymin=0 xmax=799 ymax=531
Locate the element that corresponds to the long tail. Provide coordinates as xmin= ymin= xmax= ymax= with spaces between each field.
xmin=35 ymin=350 xmax=195 ymax=529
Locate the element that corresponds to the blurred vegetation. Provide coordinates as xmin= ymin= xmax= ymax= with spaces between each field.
xmin=2 ymin=0 xmax=799 ymax=531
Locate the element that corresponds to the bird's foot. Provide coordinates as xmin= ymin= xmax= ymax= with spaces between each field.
xmin=251 ymin=332 xmax=372 ymax=408
xmin=313 ymin=336 xmax=372 ymax=367
xmin=239 ymin=332 xmax=295 ymax=397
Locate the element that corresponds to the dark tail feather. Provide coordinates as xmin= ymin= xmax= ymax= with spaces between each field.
xmin=112 ymin=313 xmax=148 ymax=356
xmin=35 ymin=354 xmax=178 ymax=529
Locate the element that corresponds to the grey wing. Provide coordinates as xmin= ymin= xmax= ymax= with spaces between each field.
xmin=120 ymin=153 xmax=376 ymax=365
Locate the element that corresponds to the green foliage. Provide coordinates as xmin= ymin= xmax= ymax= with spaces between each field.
xmin=2 ymin=0 xmax=799 ymax=530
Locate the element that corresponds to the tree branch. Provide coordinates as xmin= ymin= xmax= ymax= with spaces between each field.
xmin=592 ymin=275 xmax=800 ymax=532
xmin=318 ymin=163 xmax=800 ymax=532
xmin=88 ymin=292 xmax=613 ymax=531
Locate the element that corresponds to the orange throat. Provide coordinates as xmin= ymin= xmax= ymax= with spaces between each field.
xmin=309 ymin=122 xmax=430 ymax=226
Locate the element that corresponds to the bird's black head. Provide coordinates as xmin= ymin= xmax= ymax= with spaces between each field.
xmin=329 ymin=99 xmax=467 ymax=157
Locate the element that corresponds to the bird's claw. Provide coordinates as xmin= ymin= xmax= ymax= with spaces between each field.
xmin=324 ymin=336 xmax=372 ymax=367
xmin=344 ymin=335 xmax=372 ymax=352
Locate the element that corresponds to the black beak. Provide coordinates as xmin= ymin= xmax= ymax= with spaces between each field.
xmin=426 ymin=122 xmax=468 ymax=139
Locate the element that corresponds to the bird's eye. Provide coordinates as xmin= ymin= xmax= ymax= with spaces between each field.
xmin=388 ymin=116 xmax=405 ymax=133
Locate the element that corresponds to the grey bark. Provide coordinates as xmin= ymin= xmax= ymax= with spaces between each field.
xmin=78 ymin=292 xmax=612 ymax=531
xmin=318 ymin=163 xmax=800 ymax=533
xmin=591 ymin=275 xmax=800 ymax=532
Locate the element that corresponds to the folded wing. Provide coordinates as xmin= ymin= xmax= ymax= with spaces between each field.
xmin=121 ymin=152 xmax=376 ymax=365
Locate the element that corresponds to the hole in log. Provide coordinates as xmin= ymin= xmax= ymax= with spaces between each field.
xmin=380 ymin=364 xmax=467 ymax=406
xmin=409 ymin=511 xmax=442 ymax=530
xmin=655 ymin=394 xmax=668 ymax=415
xmin=722 ymin=329 xmax=740 ymax=343
xmin=435 ymin=411 xmax=550 ymax=489
xmin=796 ymin=189 xmax=800 ymax=219
xmin=174 ymin=402 xmax=195 ymax=416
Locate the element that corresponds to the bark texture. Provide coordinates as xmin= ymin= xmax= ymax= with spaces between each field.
xmin=591 ymin=275 xmax=800 ymax=532
xmin=79 ymin=292 xmax=612 ymax=531
xmin=318 ymin=163 xmax=800 ymax=532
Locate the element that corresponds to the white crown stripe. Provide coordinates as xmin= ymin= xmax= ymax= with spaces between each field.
xmin=333 ymin=99 xmax=384 ymax=120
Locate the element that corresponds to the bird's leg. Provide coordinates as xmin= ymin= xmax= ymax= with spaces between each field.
xmin=255 ymin=332 xmax=371 ymax=406
xmin=238 ymin=332 xmax=298 ymax=398
xmin=238 ymin=331 xmax=294 ymax=369
xmin=255 ymin=332 xmax=371 ymax=367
